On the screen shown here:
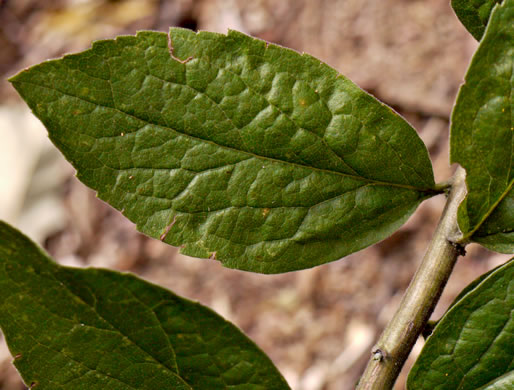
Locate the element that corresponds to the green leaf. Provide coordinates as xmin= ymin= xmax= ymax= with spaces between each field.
xmin=9 ymin=28 xmax=438 ymax=273
xmin=450 ymin=0 xmax=514 ymax=253
xmin=451 ymin=0 xmax=502 ymax=40
xmin=407 ymin=257 xmax=514 ymax=390
xmin=0 ymin=221 xmax=291 ymax=390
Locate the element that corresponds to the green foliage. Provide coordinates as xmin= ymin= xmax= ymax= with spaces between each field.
xmin=450 ymin=0 xmax=513 ymax=253
xmin=0 ymin=221 xmax=291 ymax=390
xmin=9 ymin=28 xmax=439 ymax=274
xmin=3 ymin=0 xmax=514 ymax=387
xmin=451 ymin=0 xmax=501 ymax=40
xmin=407 ymin=258 xmax=514 ymax=390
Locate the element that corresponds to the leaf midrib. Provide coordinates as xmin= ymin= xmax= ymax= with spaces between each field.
xmin=463 ymin=179 xmax=513 ymax=241
xmin=16 ymin=79 xmax=438 ymax=194
xmin=463 ymin=58 xmax=513 ymax=240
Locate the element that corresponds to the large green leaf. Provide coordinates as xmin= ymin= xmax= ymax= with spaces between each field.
xmin=9 ymin=28 xmax=438 ymax=273
xmin=451 ymin=0 xmax=502 ymax=40
xmin=407 ymin=258 xmax=514 ymax=390
xmin=450 ymin=0 xmax=514 ymax=253
xmin=0 ymin=221 xmax=291 ymax=390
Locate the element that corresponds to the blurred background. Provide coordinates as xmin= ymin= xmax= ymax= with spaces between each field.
xmin=0 ymin=0 xmax=511 ymax=389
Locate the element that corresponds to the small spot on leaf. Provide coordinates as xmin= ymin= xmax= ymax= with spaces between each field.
xmin=160 ymin=216 xmax=177 ymax=241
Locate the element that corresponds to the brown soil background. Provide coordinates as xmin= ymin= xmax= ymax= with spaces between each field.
xmin=0 ymin=0 xmax=511 ymax=389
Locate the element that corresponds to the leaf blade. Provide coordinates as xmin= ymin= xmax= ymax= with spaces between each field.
xmin=451 ymin=0 xmax=502 ymax=40
xmin=450 ymin=0 xmax=514 ymax=253
xmin=10 ymin=28 xmax=438 ymax=273
xmin=407 ymin=257 xmax=514 ymax=390
xmin=0 ymin=221 xmax=291 ymax=390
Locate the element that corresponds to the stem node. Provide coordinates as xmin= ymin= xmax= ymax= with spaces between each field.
xmin=372 ymin=349 xmax=385 ymax=361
